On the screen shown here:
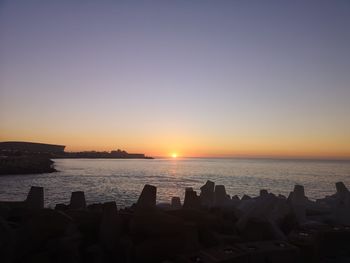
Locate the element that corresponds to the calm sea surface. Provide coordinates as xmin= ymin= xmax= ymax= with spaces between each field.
xmin=1 ymin=158 xmax=350 ymax=207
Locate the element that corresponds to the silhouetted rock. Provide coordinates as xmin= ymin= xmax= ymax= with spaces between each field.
xmin=99 ymin=201 xmax=123 ymax=258
xmin=2 ymin=181 xmax=350 ymax=262
xmin=0 ymin=218 xmax=15 ymax=263
xmin=55 ymin=203 xmax=68 ymax=211
xmin=242 ymin=195 xmax=251 ymax=200
xmin=335 ymin=181 xmax=349 ymax=195
xmin=200 ymin=180 xmax=215 ymax=207
xmin=237 ymin=240 xmax=299 ymax=263
xmin=14 ymin=209 xmax=76 ymax=262
xmin=289 ymin=185 xmax=307 ymax=224
xmin=177 ymin=245 xmax=248 ymax=263
xmin=70 ymin=191 xmax=86 ymax=209
xmin=136 ymin=184 xmax=157 ymax=212
xmin=214 ymin=185 xmax=229 ymax=207
xmin=183 ymin=189 xmax=200 ymax=210
xmin=132 ymin=236 xmax=185 ymax=263
xmin=171 ymin=197 xmax=182 ymax=209
xmin=260 ymin=189 xmax=269 ymax=197
xmin=26 ymin=186 xmax=44 ymax=209
xmin=0 ymin=156 xmax=57 ymax=175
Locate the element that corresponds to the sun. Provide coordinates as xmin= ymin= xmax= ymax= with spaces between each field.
xmin=171 ymin=153 xmax=178 ymax=158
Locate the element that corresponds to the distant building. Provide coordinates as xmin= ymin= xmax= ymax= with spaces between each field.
xmin=0 ymin=141 xmax=65 ymax=154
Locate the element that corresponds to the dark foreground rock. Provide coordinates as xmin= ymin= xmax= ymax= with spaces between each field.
xmin=0 ymin=156 xmax=56 ymax=175
xmin=1 ymin=182 xmax=350 ymax=262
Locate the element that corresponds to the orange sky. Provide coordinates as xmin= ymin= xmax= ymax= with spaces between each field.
xmin=1 ymin=128 xmax=350 ymax=159
xmin=1 ymin=1 xmax=350 ymax=160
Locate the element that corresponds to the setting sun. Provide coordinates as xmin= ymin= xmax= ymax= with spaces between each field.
xmin=171 ymin=153 xmax=178 ymax=158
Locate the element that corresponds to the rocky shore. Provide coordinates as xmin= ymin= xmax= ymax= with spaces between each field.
xmin=0 ymin=181 xmax=350 ymax=263
xmin=0 ymin=156 xmax=56 ymax=175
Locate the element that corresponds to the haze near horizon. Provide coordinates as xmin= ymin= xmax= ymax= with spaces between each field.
xmin=1 ymin=1 xmax=350 ymax=159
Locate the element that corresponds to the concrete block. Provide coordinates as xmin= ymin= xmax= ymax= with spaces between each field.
xmin=136 ymin=184 xmax=157 ymax=210
xmin=260 ymin=189 xmax=268 ymax=197
xmin=69 ymin=191 xmax=86 ymax=209
xmin=237 ymin=240 xmax=299 ymax=263
xmin=200 ymin=180 xmax=215 ymax=207
xmin=171 ymin=197 xmax=182 ymax=209
xmin=214 ymin=185 xmax=229 ymax=206
xmin=26 ymin=186 xmax=44 ymax=209
xmin=183 ymin=190 xmax=200 ymax=209
xmin=177 ymin=246 xmax=248 ymax=263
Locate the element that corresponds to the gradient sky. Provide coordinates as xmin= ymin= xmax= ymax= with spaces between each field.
xmin=1 ymin=0 xmax=350 ymax=158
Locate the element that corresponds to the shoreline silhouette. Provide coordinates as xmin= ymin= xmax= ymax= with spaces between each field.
xmin=0 ymin=181 xmax=349 ymax=262
xmin=0 ymin=141 xmax=153 ymax=175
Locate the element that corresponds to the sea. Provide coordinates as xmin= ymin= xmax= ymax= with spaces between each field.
xmin=0 ymin=158 xmax=350 ymax=208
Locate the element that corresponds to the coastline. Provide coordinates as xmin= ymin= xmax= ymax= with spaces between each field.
xmin=1 ymin=181 xmax=350 ymax=262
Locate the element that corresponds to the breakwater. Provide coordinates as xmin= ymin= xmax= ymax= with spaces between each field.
xmin=1 ymin=181 xmax=350 ymax=262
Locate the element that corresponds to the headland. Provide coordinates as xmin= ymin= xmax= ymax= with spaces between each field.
xmin=0 ymin=141 xmax=153 ymax=175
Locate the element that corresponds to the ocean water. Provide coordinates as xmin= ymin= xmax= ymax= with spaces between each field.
xmin=0 ymin=158 xmax=350 ymax=208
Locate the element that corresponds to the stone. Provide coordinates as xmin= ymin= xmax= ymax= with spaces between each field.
xmin=176 ymin=251 xmax=214 ymax=263
xmin=15 ymin=209 xmax=75 ymax=260
xmin=232 ymin=195 xmax=240 ymax=201
xmin=157 ymin=202 xmax=172 ymax=210
xmin=0 ymin=218 xmax=15 ymax=263
xmin=136 ymin=184 xmax=157 ymax=211
xmin=26 ymin=186 xmax=44 ymax=209
xmin=203 ymin=245 xmax=248 ymax=263
xmin=260 ymin=189 xmax=268 ymax=197
xmin=333 ymin=194 xmax=350 ymax=225
xmin=214 ymin=185 xmax=229 ymax=206
xmin=99 ymin=201 xmax=122 ymax=252
xmin=130 ymin=211 xmax=186 ymax=239
xmin=335 ymin=181 xmax=349 ymax=202
xmin=69 ymin=191 xmax=86 ymax=209
xmin=292 ymin=185 xmax=305 ymax=203
xmin=242 ymin=195 xmax=251 ymax=200
xmin=65 ymin=210 xmax=100 ymax=244
xmin=237 ymin=240 xmax=299 ymax=263
xmin=335 ymin=181 xmax=348 ymax=194
xmin=132 ymin=236 xmax=185 ymax=263
xmin=278 ymin=194 xmax=287 ymax=200
xmin=317 ymin=225 xmax=350 ymax=260
xmin=238 ymin=217 xmax=286 ymax=242
xmin=183 ymin=190 xmax=200 ymax=209
xmin=289 ymin=185 xmax=307 ymax=224
xmin=55 ymin=203 xmax=68 ymax=211
xmin=171 ymin=197 xmax=182 ymax=209
xmin=288 ymin=227 xmax=322 ymax=263
xmin=200 ymin=180 xmax=215 ymax=207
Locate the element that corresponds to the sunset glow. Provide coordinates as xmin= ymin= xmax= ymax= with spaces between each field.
xmin=1 ymin=1 xmax=350 ymax=159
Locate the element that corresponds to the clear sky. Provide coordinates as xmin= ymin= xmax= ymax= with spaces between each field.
xmin=1 ymin=0 xmax=350 ymax=158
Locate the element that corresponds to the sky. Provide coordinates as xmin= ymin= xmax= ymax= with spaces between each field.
xmin=1 ymin=0 xmax=350 ymax=158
